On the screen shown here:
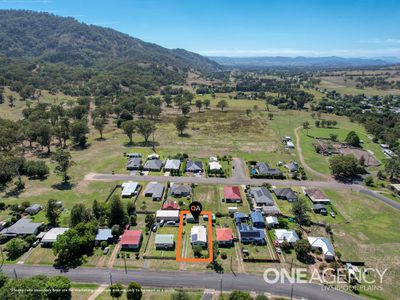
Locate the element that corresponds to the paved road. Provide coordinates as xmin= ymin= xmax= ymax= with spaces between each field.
xmin=85 ymin=172 xmax=400 ymax=211
xmin=1 ymin=265 xmax=360 ymax=300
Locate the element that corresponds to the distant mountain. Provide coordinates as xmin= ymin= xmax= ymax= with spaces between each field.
xmin=209 ymin=56 xmax=392 ymax=68
xmin=0 ymin=10 xmax=221 ymax=95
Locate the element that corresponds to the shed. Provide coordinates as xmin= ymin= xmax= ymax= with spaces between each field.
xmin=155 ymin=234 xmax=174 ymax=250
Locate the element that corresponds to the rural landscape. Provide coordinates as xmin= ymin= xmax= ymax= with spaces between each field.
xmin=0 ymin=3 xmax=399 ymax=300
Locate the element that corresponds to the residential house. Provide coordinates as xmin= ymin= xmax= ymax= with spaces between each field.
xmin=228 ymin=207 xmax=238 ymax=214
xmin=256 ymin=162 xmax=283 ymax=177
xmin=126 ymin=157 xmax=142 ymax=170
xmin=25 ymin=204 xmax=42 ymax=215
xmin=164 ymin=159 xmax=181 ymax=171
xmin=162 ymin=199 xmax=179 ymax=210
xmin=41 ymin=227 xmax=69 ymax=246
xmin=233 ymin=212 xmax=249 ymax=224
xmin=275 ymin=229 xmax=299 ymax=245
xmin=273 ymin=188 xmax=298 ymax=202
xmin=224 ymin=186 xmax=242 ymax=203
xmin=265 ymin=216 xmax=279 ymax=228
xmin=250 ymin=211 xmax=265 ymax=228
xmin=250 ymin=187 xmax=275 ymax=207
xmin=185 ymin=160 xmax=204 ymax=173
xmin=208 ymin=161 xmax=222 ymax=171
xmin=121 ymin=181 xmax=139 ymax=198
xmin=156 ymin=210 xmax=180 ymax=222
xmin=143 ymin=159 xmax=163 ymax=172
xmin=190 ymin=225 xmax=207 ymax=247
xmin=155 ymin=234 xmax=174 ymax=250
xmin=305 ymin=189 xmax=331 ymax=204
xmin=144 ymin=182 xmax=165 ymax=201
xmin=0 ymin=218 xmax=43 ymax=237
xmin=209 ymin=156 xmax=218 ymax=162
xmin=285 ymin=162 xmax=299 ymax=172
xmin=216 ymin=228 xmax=234 ymax=247
xmin=126 ymin=153 xmax=142 ymax=158
xmin=203 ymin=214 xmax=216 ymax=222
xmin=308 ymin=237 xmax=335 ymax=261
xmin=121 ymin=230 xmax=142 ymax=250
xmin=313 ymin=204 xmax=328 ymax=215
xmin=237 ymin=223 xmax=265 ymax=244
xmin=262 ymin=205 xmax=281 ymax=216
xmin=389 ymin=184 xmax=400 ymax=195
xmin=170 ymin=183 xmax=192 ymax=197
xmin=95 ymin=228 xmax=114 ymax=244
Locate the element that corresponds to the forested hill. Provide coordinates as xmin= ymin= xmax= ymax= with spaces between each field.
xmin=0 ymin=10 xmax=220 ymax=96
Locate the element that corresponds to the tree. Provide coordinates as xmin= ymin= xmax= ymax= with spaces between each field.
xmin=122 ymin=120 xmax=136 ymax=144
xmin=92 ymin=199 xmax=107 ymax=220
xmin=46 ymin=275 xmax=72 ymax=300
xmin=46 ymin=198 xmax=60 ymax=226
xmin=294 ymin=239 xmax=311 ymax=263
xmin=329 ymin=154 xmax=364 ymax=178
xmin=180 ymin=103 xmax=191 ymax=116
xmin=110 ymin=283 xmax=124 ymax=299
xmin=163 ymin=94 xmax=173 ymax=107
xmin=70 ymin=120 xmax=89 ymax=147
xmin=70 ymin=203 xmax=93 ymax=227
xmin=5 ymin=238 xmax=29 ymax=259
xmin=228 ymin=290 xmax=253 ymax=300
xmin=195 ymin=100 xmax=203 ymax=112
xmin=135 ymin=119 xmax=156 ymax=143
xmin=145 ymin=214 xmax=155 ymax=231
xmin=175 ymin=116 xmax=189 ymax=136
xmin=216 ymin=99 xmax=228 ymax=111
xmin=108 ymin=195 xmax=128 ymax=227
xmin=291 ymin=198 xmax=310 ymax=226
xmin=203 ymin=99 xmax=210 ymax=109
xmin=8 ymin=95 xmax=15 ymax=107
xmin=245 ymin=109 xmax=251 ymax=116
xmin=329 ymin=133 xmax=338 ymax=142
xmin=93 ymin=117 xmax=106 ymax=139
xmin=345 ymin=131 xmax=361 ymax=147
xmin=127 ymin=281 xmax=142 ymax=300
xmin=51 ymin=148 xmax=75 ymax=183
xmin=255 ymin=295 xmax=268 ymax=300
xmin=171 ymin=290 xmax=190 ymax=300
xmin=36 ymin=121 xmax=53 ymax=153
xmin=268 ymin=113 xmax=274 ymax=120
xmin=127 ymin=201 xmax=136 ymax=216
xmin=385 ymin=157 xmax=400 ymax=180
xmin=53 ymin=222 xmax=96 ymax=267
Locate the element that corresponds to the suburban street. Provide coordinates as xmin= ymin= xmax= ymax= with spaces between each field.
xmin=84 ymin=172 xmax=400 ymax=211
xmin=1 ymin=265 xmax=361 ymax=300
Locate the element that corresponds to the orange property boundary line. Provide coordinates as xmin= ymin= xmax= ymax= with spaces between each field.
xmin=176 ymin=210 xmax=213 ymax=263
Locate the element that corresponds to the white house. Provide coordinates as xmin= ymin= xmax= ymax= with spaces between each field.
xmin=275 ymin=229 xmax=299 ymax=245
xmin=266 ymin=216 xmax=279 ymax=228
xmin=155 ymin=210 xmax=180 ymax=222
xmin=208 ymin=161 xmax=222 ymax=171
xmin=191 ymin=225 xmax=207 ymax=247
xmin=308 ymin=236 xmax=335 ymax=261
xmin=121 ymin=181 xmax=139 ymax=197
xmin=41 ymin=227 xmax=69 ymax=245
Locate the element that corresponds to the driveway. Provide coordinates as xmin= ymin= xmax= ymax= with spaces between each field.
xmin=231 ymin=157 xmax=248 ymax=180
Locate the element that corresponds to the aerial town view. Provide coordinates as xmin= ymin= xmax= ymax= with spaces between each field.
xmin=0 ymin=1 xmax=399 ymax=300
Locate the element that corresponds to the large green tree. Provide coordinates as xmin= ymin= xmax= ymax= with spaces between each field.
xmin=127 ymin=281 xmax=142 ymax=300
xmin=345 ymin=131 xmax=361 ymax=147
xmin=70 ymin=203 xmax=93 ymax=227
xmin=51 ymin=148 xmax=75 ymax=183
xmin=122 ymin=120 xmax=136 ymax=144
xmin=108 ymin=195 xmax=128 ymax=228
xmin=135 ymin=119 xmax=156 ymax=143
xmin=329 ymin=154 xmax=364 ymax=178
xmin=46 ymin=198 xmax=60 ymax=226
xmin=175 ymin=116 xmax=188 ymax=136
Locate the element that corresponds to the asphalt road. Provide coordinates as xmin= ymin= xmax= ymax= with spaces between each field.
xmin=85 ymin=172 xmax=400 ymax=211
xmin=1 ymin=265 xmax=361 ymax=300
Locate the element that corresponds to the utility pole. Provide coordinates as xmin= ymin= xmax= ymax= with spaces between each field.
xmin=220 ymin=272 xmax=223 ymax=297
xmin=109 ymin=271 xmax=113 ymax=285
xmin=13 ymin=268 xmax=17 ymax=280
xmin=124 ymin=254 xmax=127 ymax=274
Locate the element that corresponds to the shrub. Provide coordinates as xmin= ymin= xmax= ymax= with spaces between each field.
xmin=100 ymin=241 xmax=107 ymax=249
xmin=220 ymin=252 xmax=227 ymax=259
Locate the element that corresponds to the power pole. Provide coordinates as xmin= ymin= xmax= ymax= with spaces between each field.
xmin=109 ymin=271 xmax=113 ymax=285
xmin=124 ymin=254 xmax=127 ymax=274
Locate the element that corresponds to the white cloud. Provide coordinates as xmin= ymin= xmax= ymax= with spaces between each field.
xmin=196 ymin=48 xmax=400 ymax=57
xmin=357 ymin=38 xmax=400 ymax=44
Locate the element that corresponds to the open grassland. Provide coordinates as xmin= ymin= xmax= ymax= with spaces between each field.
xmin=96 ymin=288 xmax=203 ymax=300
xmin=317 ymin=77 xmax=400 ymax=96
xmin=323 ymin=189 xmax=400 ymax=300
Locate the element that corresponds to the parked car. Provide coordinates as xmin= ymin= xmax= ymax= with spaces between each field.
xmin=151 ymin=224 xmax=157 ymax=232
xmin=159 ymin=220 xmax=165 ymax=227
xmin=330 ymin=211 xmax=336 ymax=218
xmin=103 ymin=247 xmax=110 ymax=255
xmin=166 ymin=221 xmax=176 ymax=226
xmin=33 ymin=240 xmax=40 ymax=247
xmin=276 ymin=247 xmax=282 ymax=254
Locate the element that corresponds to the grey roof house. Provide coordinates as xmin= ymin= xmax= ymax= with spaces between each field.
xmin=185 ymin=160 xmax=204 ymax=173
xmin=237 ymin=223 xmax=265 ymax=244
xmin=285 ymin=161 xmax=299 ymax=172
xmin=256 ymin=162 xmax=283 ymax=177
xmin=155 ymin=234 xmax=175 ymax=250
xmin=273 ymin=188 xmax=298 ymax=202
xmin=144 ymin=182 xmax=165 ymax=201
xmin=95 ymin=228 xmax=114 ymax=243
xmin=143 ymin=159 xmax=163 ymax=171
xmin=170 ymin=184 xmax=192 ymax=197
xmin=0 ymin=218 xmax=43 ymax=237
xmin=126 ymin=157 xmax=142 ymax=170
xmin=250 ymin=187 xmax=275 ymax=206
xmin=25 ymin=204 xmax=42 ymax=215
xmin=164 ymin=159 xmax=181 ymax=171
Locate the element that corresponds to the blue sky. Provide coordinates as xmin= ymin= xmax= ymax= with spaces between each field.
xmin=1 ymin=0 xmax=400 ymax=57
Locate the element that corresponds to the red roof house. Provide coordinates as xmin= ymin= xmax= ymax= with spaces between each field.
xmin=120 ymin=230 xmax=142 ymax=249
xmin=162 ymin=199 xmax=180 ymax=210
xmin=224 ymin=186 xmax=242 ymax=203
xmin=216 ymin=228 xmax=234 ymax=246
